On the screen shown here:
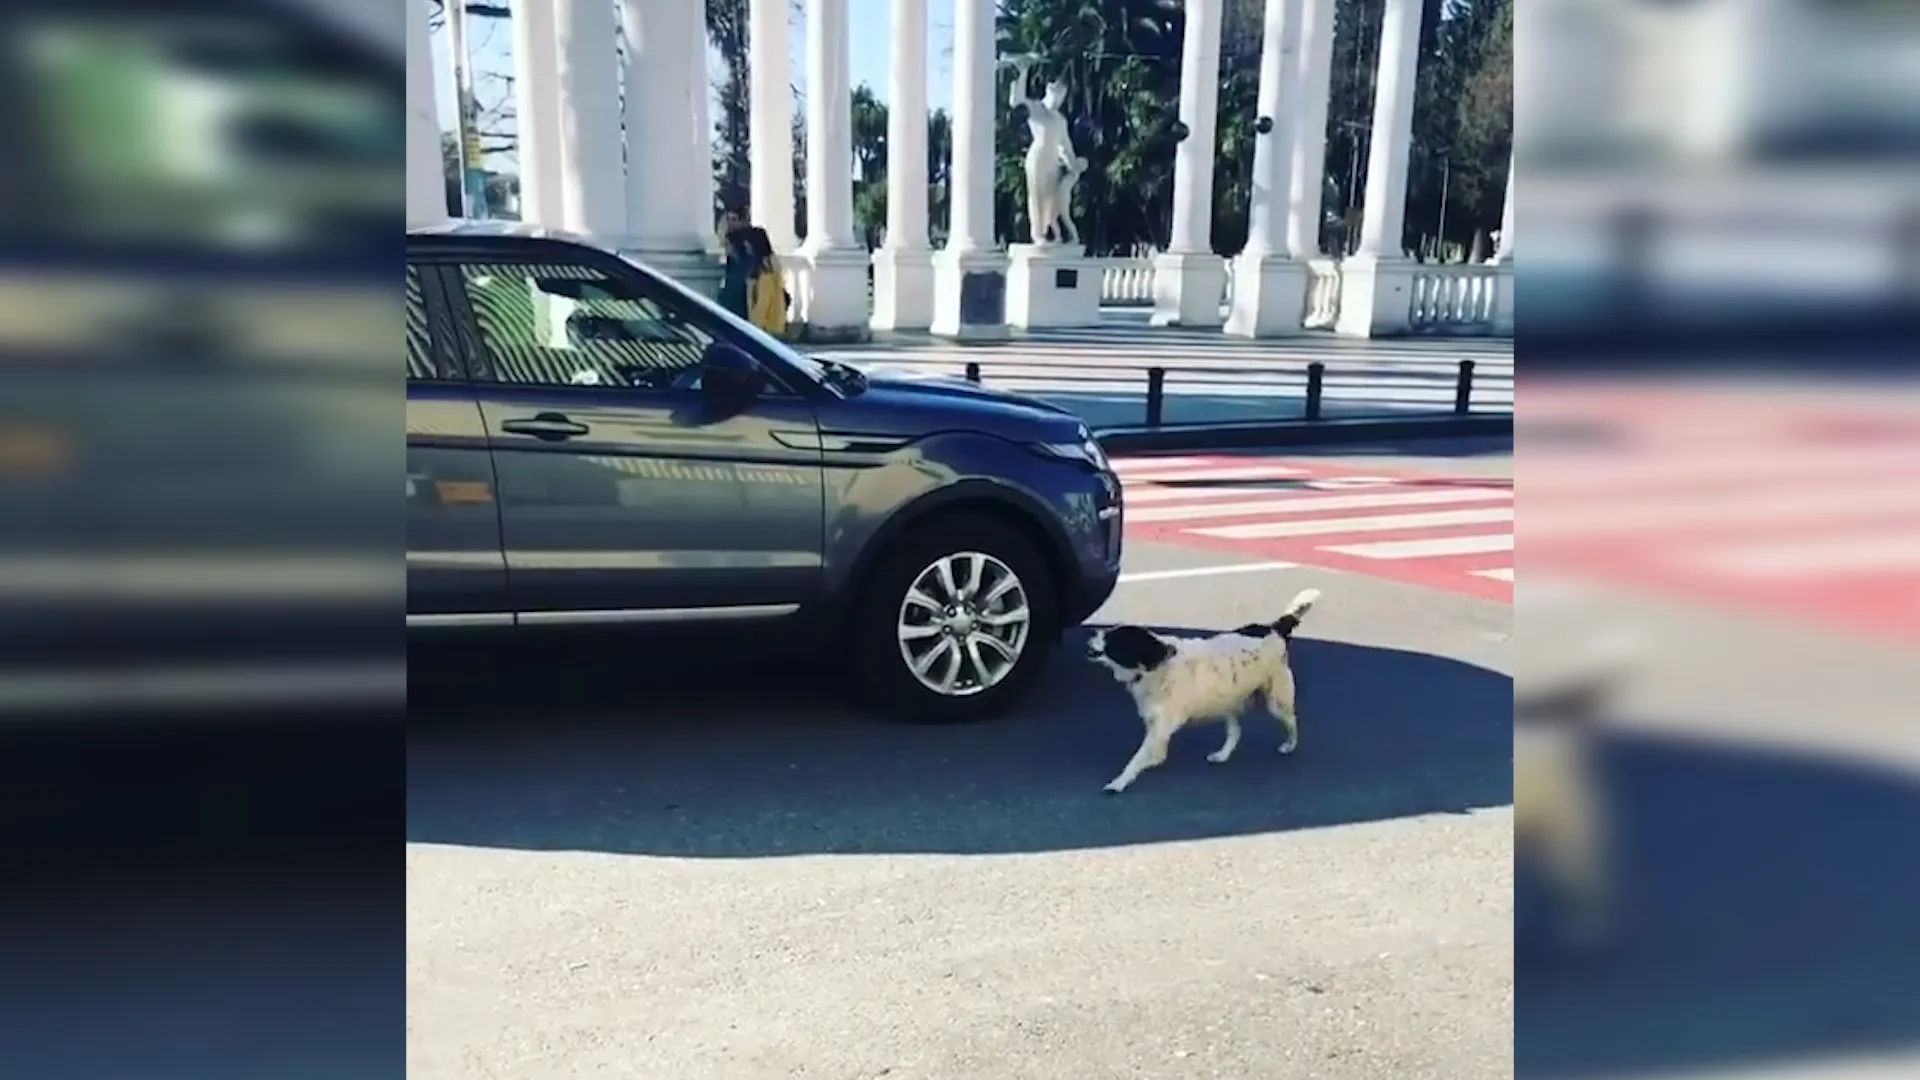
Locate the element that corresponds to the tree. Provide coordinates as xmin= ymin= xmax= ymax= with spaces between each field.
xmin=1452 ymin=0 xmax=1511 ymax=255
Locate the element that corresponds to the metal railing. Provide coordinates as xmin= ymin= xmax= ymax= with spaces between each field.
xmin=931 ymin=355 xmax=1499 ymax=431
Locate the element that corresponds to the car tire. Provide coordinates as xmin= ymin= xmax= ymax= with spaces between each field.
xmin=849 ymin=512 xmax=1060 ymax=724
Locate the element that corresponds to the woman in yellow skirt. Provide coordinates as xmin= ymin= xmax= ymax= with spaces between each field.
xmin=719 ymin=206 xmax=789 ymax=339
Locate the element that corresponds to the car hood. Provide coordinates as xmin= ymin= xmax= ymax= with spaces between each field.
xmin=824 ymin=362 xmax=1083 ymax=439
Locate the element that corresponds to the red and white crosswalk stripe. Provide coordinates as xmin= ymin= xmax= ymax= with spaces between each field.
xmin=1523 ymin=386 xmax=1920 ymax=645
xmin=1113 ymin=456 xmax=1515 ymax=601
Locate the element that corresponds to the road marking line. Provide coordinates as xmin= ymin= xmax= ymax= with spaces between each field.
xmin=1473 ymin=568 xmax=1515 ymax=581
xmin=1683 ymin=531 xmax=1920 ymax=577
xmin=1121 ymin=475 xmax=1404 ymax=504
xmin=1327 ymin=534 xmax=1515 ymax=559
xmin=1108 ymin=456 xmax=1218 ymax=474
xmin=1117 ymin=561 xmax=1300 ymax=584
xmin=1193 ymin=507 xmax=1515 ymax=540
xmin=1129 ymin=487 xmax=1511 ymax=523
xmin=1524 ymin=484 xmax=1920 ymax=536
xmin=1118 ymin=463 xmax=1310 ymax=483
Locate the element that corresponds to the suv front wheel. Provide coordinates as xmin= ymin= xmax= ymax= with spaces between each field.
xmin=850 ymin=513 xmax=1060 ymax=723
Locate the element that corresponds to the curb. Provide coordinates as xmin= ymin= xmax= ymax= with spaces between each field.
xmin=1094 ymin=412 xmax=1512 ymax=453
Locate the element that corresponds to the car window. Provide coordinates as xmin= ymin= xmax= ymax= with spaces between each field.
xmin=405 ymin=265 xmax=444 ymax=381
xmin=454 ymin=260 xmax=717 ymax=390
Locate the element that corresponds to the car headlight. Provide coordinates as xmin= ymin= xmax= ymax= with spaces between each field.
xmin=1031 ymin=427 xmax=1110 ymax=471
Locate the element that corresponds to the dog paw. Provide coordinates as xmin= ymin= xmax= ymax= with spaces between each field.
xmin=1206 ymin=750 xmax=1233 ymax=764
xmin=1102 ymin=781 xmax=1128 ymax=794
xmin=1277 ymin=740 xmax=1298 ymax=755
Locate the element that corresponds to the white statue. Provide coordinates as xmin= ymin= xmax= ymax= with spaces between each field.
xmin=1004 ymin=55 xmax=1080 ymax=246
xmin=1051 ymin=156 xmax=1088 ymax=245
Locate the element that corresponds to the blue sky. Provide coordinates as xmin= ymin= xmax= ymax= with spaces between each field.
xmin=431 ymin=0 xmax=959 ymax=167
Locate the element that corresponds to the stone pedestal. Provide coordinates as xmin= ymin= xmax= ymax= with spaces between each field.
xmin=871 ymin=247 xmax=935 ymax=331
xmin=616 ymin=245 xmax=725 ymax=301
xmin=1334 ymin=254 xmax=1418 ymax=338
xmin=1491 ymin=260 xmax=1514 ymax=337
xmin=1224 ymin=252 xmax=1311 ymax=338
xmin=1149 ymin=251 xmax=1227 ymax=328
xmin=796 ymin=245 xmax=872 ymax=343
xmin=931 ymin=248 xmax=1010 ymax=341
xmin=1006 ymin=244 xmax=1101 ymax=329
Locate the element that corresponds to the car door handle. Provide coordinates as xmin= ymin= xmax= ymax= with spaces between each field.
xmin=499 ymin=412 xmax=590 ymax=440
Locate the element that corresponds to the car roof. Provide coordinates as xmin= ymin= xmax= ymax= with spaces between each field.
xmin=406 ymin=218 xmax=620 ymax=256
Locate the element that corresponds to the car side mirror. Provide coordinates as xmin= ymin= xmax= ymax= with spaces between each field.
xmin=701 ymin=343 xmax=767 ymax=409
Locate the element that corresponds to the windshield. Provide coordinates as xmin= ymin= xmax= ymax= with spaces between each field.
xmin=613 ymin=250 xmax=831 ymax=386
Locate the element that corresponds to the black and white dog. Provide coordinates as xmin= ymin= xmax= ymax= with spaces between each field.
xmin=1085 ymin=588 xmax=1321 ymax=793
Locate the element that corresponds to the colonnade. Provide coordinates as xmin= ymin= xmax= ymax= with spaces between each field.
xmin=405 ymin=0 xmax=1516 ymax=340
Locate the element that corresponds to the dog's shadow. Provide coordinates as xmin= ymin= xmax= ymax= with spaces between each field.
xmin=405 ymin=623 xmax=1512 ymax=858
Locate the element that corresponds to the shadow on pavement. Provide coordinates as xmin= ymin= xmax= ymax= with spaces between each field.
xmin=406 ymin=624 xmax=1512 ymax=858
xmin=1517 ymin=729 xmax=1920 ymax=1079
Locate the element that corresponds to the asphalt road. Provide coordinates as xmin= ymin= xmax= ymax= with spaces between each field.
xmin=405 ymin=515 xmax=1515 ymax=1078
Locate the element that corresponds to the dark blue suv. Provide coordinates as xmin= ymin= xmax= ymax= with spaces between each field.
xmin=407 ymin=222 xmax=1124 ymax=721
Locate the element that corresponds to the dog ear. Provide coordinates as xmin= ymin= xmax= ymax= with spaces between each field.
xmin=1103 ymin=626 xmax=1173 ymax=671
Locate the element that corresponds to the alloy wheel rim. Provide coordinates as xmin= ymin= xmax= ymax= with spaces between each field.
xmin=895 ymin=551 xmax=1032 ymax=697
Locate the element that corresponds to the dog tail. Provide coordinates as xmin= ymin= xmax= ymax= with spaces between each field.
xmin=1273 ymin=588 xmax=1321 ymax=637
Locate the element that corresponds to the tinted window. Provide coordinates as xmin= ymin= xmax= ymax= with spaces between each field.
xmin=455 ymin=261 xmax=717 ymax=390
xmin=404 ymin=264 xmax=442 ymax=380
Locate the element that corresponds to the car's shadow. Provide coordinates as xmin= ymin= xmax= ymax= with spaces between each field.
xmin=1518 ymin=729 xmax=1920 ymax=1079
xmin=406 ymin=624 xmax=1513 ymax=857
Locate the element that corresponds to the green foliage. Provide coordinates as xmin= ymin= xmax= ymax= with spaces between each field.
xmin=698 ymin=0 xmax=1510 ymax=259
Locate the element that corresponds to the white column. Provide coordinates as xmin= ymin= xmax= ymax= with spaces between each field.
xmin=1285 ymin=0 xmax=1335 ymax=260
xmin=883 ymin=0 xmax=929 ymax=252
xmin=801 ymin=0 xmax=857 ymax=252
xmin=1225 ymin=0 xmax=1312 ymax=338
xmin=1334 ymin=0 xmax=1428 ymax=337
xmin=930 ymin=0 xmax=1007 ymax=339
xmin=1490 ymin=154 xmax=1513 ymax=336
xmin=871 ymin=0 xmax=935 ymax=330
xmin=1491 ymin=156 xmax=1515 ymax=264
xmin=795 ymin=0 xmax=869 ymax=340
xmin=406 ymin=0 xmax=447 ymax=225
xmin=1351 ymin=0 xmax=1423 ymax=261
xmin=616 ymin=0 xmax=720 ymax=294
xmin=1167 ymin=0 xmax=1225 ymax=254
xmin=1151 ymin=0 xmax=1227 ymax=327
xmin=554 ymin=0 xmax=625 ymax=234
xmin=511 ymin=0 xmax=566 ymax=225
xmin=944 ymin=0 xmax=996 ymax=255
xmin=748 ymin=0 xmax=798 ymax=251
xmin=621 ymin=0 xmax=697 ymax=249
xmin=688 ymin=14 xmax=716 ymax=242
xmin=1241 ymin=0 xmax=1299 ymax=257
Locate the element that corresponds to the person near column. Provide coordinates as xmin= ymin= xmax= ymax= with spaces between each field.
xmin=717 ymin=203 xmax=789 ymax=337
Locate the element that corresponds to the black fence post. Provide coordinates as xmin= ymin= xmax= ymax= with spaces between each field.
xmin=1146 ymin=367 xmax=1166 ymax=427
xmin=964 ymin=361 xmax=981 ymax=384
xmin=1304 ymin=362 xmax=1325 ymax=421
xmin=1453 ymin=359 xmax=1476 ymax=415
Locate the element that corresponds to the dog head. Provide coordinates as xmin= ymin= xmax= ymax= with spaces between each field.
xmin=1085 ymin=625 xmax=1174 ymax=682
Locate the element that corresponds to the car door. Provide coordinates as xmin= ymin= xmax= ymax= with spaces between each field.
xmin=441 ymin=244 xmax=826 ymax=620
xmin=406 ymin=262 xmax=511 ymax=624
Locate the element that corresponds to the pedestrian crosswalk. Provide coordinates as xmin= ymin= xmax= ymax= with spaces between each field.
xmin=1113 ymin=455 xmax=1515 ymax=601
xmin=1116 ymin=388 xmax=1920 ymax=641
xmin=1522 ymin=385 xmax=1920 ymax=643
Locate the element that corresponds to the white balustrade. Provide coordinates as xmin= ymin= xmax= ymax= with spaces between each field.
xmin=780 ymin=260 xmax=812 ymax=326
xmin=1096 ymin=259 xmax=1158 ymax=306
xmin=1408 ymin=265 xmax=1501 ymax=332
xmin=1303 ymin=259 xmax=1343 ymax=329
xmin=777 ymin=251 xmax=1512 ymax=337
